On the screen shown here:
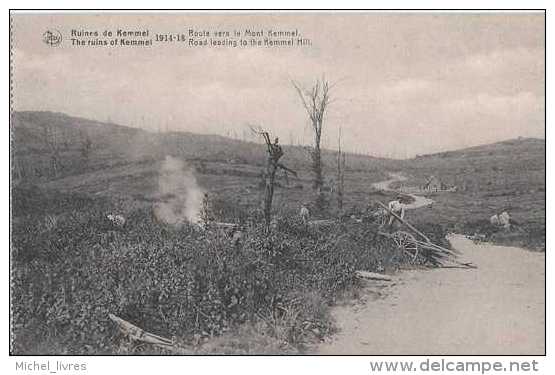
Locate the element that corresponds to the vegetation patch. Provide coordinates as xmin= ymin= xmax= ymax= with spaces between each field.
xmin=11 ymin=185 xmax=447 ymax=354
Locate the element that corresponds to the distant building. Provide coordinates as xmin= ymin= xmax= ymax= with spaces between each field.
xmin=423 ymin=175 xmax=443 ymax=192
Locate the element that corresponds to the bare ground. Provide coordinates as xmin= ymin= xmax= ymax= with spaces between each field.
xmin=316 ymin=235 xmax=545 ymax=355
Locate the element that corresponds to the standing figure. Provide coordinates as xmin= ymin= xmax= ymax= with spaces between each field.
xmin=387 ymin=196 xmax=406 ymax=227
xmin=499 ymin=211 xmax=511 ymax=230
xmin=299 ymin=204 xmax=310 ymax=224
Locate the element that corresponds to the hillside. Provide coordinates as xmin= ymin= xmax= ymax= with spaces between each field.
xmin=405 ymin=137 xmax=545 ymax=194
xmin=401 ymin=138 xmax=545 ymax=250
xmin=412 ymin=138 xmax=545 ymax=177
xmin=11 ymin=111 xmax=545 ymax=247
xmin=10 ymin=111 xmax=397 ymax=218
xmin=417 ymin=137 xmax=544 ymax=158
xmin=11 ymin=111 xmax=398 ymax=183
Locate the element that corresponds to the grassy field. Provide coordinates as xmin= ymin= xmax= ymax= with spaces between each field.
xmin=10 ymin=111 xmax=545 ymax=354
xmin=398 ymin=138 xmax=545 ymax=250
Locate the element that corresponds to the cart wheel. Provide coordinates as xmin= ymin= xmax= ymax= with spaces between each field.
xmin=392 ymin=231 xmax=419 ymax=262
xmin=373 ymin=209 xmax=388 ymax=226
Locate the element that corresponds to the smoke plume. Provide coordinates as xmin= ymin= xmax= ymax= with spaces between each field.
xmin=153 ymin=155 xmax=204 ymax=225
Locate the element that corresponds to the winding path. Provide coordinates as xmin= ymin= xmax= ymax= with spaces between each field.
xmin=371 ymin=172 xmax=434 ymax=210
xmin=316 ymin=174 xmax=545 ymax=355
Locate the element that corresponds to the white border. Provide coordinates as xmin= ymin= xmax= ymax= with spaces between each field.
xmin=2 ymin=3 xmax=551 ymax=375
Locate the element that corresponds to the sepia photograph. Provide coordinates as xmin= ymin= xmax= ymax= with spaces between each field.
xmin=9 ymin=10 xmax=545 ymax=358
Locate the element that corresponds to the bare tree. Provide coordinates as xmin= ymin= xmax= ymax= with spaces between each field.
xmin=251 ymin=126 xmax=297 ymax=230
xmin=292 ymin=77 xmax=332 ymax=192
xmin=336 ymin=127 xmax=346 ymax=210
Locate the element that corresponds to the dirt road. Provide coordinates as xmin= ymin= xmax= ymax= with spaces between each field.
xmin=318 ymin=235 xmax=545 ymax=354
xmin=372 ymin=172 xmax=434 ymax=209
xmin=317 ymin=175 xmax=545 ymax=355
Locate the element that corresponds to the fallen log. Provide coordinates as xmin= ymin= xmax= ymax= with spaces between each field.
xmin=109 ymin=313 xmax=188 ymax=353
xmin=355 ymin=270 xmax=393 ymax=281
xmin=439 ymin=262 xmax=477 ymax=269
xmin=415 ymin=239 xmax=459 ymax=257
xmin=109 ymin=313 xmax=173 ymax=345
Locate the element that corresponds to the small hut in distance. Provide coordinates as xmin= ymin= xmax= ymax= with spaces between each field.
xmin=423 ymin=175 xmax=443 ymax=192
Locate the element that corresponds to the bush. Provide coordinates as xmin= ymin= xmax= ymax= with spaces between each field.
xmin=11 ymin=186 xmax=440 ymax=354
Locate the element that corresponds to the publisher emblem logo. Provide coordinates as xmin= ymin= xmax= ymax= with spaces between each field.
xmin=42 ymin=30 xmax=62 ymax=47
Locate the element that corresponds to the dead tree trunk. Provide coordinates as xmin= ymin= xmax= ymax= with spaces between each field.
xmin=251 ymin=127 xmax=297 ymax=230
xmin=313 ymin=141 xmax=323 ymax=191
xmin=336 ymin=127 xmax=345 ymax=210
xmin=292 ymin=78 xmax=332 ymax=192
xmin=264 ymin=157 xmax=278 ymax=228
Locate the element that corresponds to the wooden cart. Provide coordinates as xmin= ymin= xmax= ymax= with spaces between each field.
xmin=375 ymin=201 xmax=475 ymax=268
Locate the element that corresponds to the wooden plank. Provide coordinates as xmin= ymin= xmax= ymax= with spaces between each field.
xmin=109 ymin=313 xmax=173 ymax=346
xmin=375 ymin=203 xmax=458 ymax=257
xmin=355 ymin=270 xmax=393 ymax=281
xmin=375 ymin=200 xmax=432 ymax=243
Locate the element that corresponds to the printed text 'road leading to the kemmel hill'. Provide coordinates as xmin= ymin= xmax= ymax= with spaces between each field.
xmin=67 ymin=28 xmax=312 ymax=48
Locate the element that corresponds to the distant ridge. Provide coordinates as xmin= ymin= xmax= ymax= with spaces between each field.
xmin=415 ymin=137 xmax=544 ymax=160
xmin=11 ymin=110 xmax=544 ymax=160
xmin=10 ymin=111 xmax=399 ymax=178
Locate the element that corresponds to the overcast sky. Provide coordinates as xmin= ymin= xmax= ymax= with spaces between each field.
xmin=12 ymin=12 xmax=545 ymax=158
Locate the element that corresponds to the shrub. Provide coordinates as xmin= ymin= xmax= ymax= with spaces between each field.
xmin=11 ymin=186 xmax=440 ymax=354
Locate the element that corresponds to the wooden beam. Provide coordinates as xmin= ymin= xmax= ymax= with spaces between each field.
xmin=355 ymin=270 xmax=393 ymax=281
xmin=375 ymin=200 xmax=432 ymax=243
